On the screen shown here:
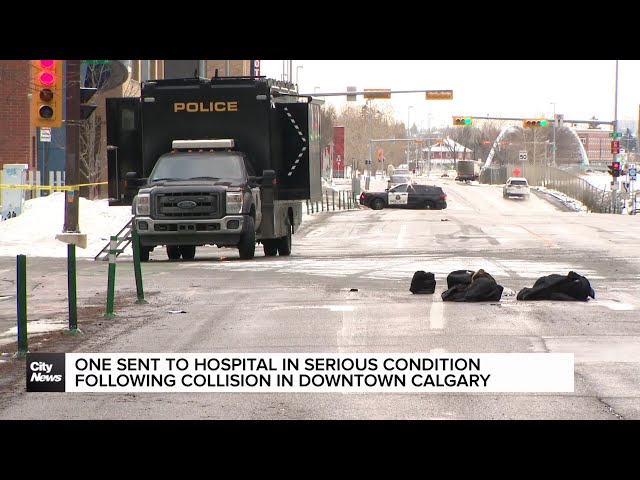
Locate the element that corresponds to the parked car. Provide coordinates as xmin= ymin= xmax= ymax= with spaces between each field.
xmin=360 ymin=183 xmax=447 ymax=210
xmin=503 ymin=177 xmax=530 ymax=199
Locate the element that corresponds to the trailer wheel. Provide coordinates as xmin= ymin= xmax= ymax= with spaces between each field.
xmin=166 ymin=246 xmax=181 ymax=260
xmin=263 ymin=240 xmax=278 ymax=257
xmin=139 ymin=246 xmax=151 ymax=262
xmin=278 ymin=226 xmax=292 ymax=256
xmin=238 ymin=216 xmax=256 ymax=260
xmin=180 ymin=245 xmax=196 ymax=260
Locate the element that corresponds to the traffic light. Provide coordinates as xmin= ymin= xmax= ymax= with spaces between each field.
xmin=31 ymin=60 xmax=63 ymax=128
xmin=608 ymin=161 xmax=621 ymax=177
xmin=426 ymin=90 xmax=453 ymax=100
xmin=523 ymin=119 xmax=548 ymax=128
xmin=453 ymin=116 xmax=472 ymax=126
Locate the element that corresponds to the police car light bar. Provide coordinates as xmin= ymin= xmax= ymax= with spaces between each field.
xmin=172 ymin=139 xmax=235 ymax=150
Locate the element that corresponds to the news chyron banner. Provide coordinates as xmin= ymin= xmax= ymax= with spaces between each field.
xmin=26 ymin=352 xmax=574 ymax=393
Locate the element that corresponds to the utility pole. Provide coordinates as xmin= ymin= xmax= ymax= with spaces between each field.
xmin=614 ymin=60 xmax=620 ymax=213
xmin=551 ymin=102 xmax=557 ymax=166
xmin=64 ymin=59 xmax=81 ymax=233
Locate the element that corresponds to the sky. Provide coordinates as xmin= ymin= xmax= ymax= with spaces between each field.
xmin=260 ymin=60 xmax=640 ymax=132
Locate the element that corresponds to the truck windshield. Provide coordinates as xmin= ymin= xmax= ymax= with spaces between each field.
xmin=149 ymin=152 xmax=247 ymax=182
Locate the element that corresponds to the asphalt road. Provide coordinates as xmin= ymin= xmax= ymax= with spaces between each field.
xmin=1 ymin=176 xmax=639 ymax=419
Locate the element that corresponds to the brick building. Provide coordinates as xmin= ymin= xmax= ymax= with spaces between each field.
xmin=0 ymin=60 xmax=252 ymax=198
xmin=0 ymin=60 xmax=34 ymax=169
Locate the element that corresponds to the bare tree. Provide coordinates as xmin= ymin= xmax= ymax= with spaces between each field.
xmin=80 ymin=63 xmax=139 ymax=199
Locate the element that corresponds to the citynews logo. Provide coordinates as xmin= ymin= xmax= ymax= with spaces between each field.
xmin=26 ymin=353 xmax=65 ymax=392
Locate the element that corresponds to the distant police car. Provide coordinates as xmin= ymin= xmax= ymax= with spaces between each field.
xmin=359 ymin=183 xmax=447 ymax=210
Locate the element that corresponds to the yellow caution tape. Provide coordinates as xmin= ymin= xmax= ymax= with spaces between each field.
xmin=0 ymin=182 xmax=108 ymax=191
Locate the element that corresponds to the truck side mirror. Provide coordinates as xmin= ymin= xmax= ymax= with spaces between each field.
xmin=124 ymin=172 xmax=147 ymax=189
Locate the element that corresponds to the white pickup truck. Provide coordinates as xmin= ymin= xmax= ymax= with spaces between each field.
xmin=503 ymin=177 xmax=530 ymax=199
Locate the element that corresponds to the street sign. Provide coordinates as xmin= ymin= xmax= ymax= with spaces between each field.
xmin=347 ymin=86 xmax=357 ymax=102
xmin=622 ymin=182 xmax=630 ymax=193
xmin=513 ymin=168 xmax=521 ymax=176
xmin=40 ymin=127 xmax=51 ymax=143
xmin=629 ymin=167 xmax=637 ymax=180
xmin=555 ymin=114 xmax=564 ymax=127
xmin=611 ymin=181 xmax=618 ymax=190
xmin=518 ymin=151 xmax=528 ymax=161
xmin=364 ymin=89 xmax=391 ymax=100
xmin=611 ymin=140 xmax=620 ymax=154
xmin=608 ymin=132 xmax=623 ymax=138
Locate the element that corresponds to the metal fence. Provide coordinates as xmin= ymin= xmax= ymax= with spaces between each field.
xmin=305 ymin=190 xmax=357 ymax=214
xmin=479 ymin=164 xmax=615 ymax=213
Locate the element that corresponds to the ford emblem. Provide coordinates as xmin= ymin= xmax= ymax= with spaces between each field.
xmin=177 ymin=200 xmax=197 ymax=209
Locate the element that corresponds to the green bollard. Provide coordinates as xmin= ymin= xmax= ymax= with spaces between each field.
xmin=65 ymin=244 xmax=82 ymax=335
xmin=132 ymin=230 xmax=148 ymax=304
xmin=104 ymin=236 xmax=117 ymax=318
xmin=14 ymin=255 xmax=28 ymax=358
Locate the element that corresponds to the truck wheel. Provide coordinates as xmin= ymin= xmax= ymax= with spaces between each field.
xmin=278 ymin=226 xmax=292 ymax=256
xmin=139 ymin=246 xmax=151 ymax=262
xmin=180 ymin=245 xmax=196 ymax=260
xmin=238 ymin=216 xmax=256 ymax=260
xmin=371 ymin=198 xmax=385 ymax=210
xmin=263 ymin=240 xmax=278 ymax=257
xmin=166 ymin=246 xmax=181 ymax=260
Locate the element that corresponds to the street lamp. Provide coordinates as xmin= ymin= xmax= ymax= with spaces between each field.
xmin=296 ymin=65 xmax=303 ymax=93
xmin=107 ymin=145 xmax=119 ymax=202
xmin=407 ymin=106 xmax=414 ymax=165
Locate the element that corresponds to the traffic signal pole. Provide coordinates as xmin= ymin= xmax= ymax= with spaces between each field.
xmin=56 ymin=60 xmax=87 ymax=248
xmin=64 ymin=60 xmax=81 ymax=232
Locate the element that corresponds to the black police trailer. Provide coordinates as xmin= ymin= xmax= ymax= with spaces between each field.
xmin=106 ymin=75 xmax=322 ymax=261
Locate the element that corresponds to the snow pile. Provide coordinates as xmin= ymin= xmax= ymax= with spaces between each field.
xmin=533 ymin=187 xmax=589 ymax=213
xmin=0 ymin=193 xmax=133 ymax=258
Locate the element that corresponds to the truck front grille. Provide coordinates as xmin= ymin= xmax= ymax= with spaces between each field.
xmin=154 ymin=192 xmax=220 ymax=218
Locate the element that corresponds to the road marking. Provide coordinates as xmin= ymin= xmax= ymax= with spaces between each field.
xmin=429 ymin=301 xmax=444 ymax=329
xmin=517 ymin=225 xmax=559 ymax=248
xmin=396 ymin=224 xmax=407 ymax=249
xmin=592 ymin=301 xmax=635 ymax=311
xmin=328 ymin=305 xmax=354 ymax=312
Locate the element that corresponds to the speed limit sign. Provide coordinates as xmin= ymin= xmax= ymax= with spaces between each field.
xmin=519 ymin=151 xmax=528 ymax=161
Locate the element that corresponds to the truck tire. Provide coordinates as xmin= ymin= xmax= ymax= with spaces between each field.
xmin=371 ymin=198 xmax=385 ymax=210
xmin=278 ymin=226 xmax=292 ymax=256
xmin=238 ymin=216 xmax=256 ymax=260
xmin=166 ymin=246 xmax=181 ymax=260
xmin=180 ymin=245 xmax=196 ymax=260
xmin=262 ymin=240 xmax=279 ymax=257
xmin=139 ymin=246 xmax=151 ymax=262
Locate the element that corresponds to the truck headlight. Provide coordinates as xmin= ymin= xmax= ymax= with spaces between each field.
xmin=135 ymin=193 xmax=150 ymax=215
xmin=226 ymin=192 xmax=243 ymax=214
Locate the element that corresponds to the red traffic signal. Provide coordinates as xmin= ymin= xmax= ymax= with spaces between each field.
xmin=31 ymin=60 xmax=62 ymax=128
xmin=608 ymin=162 xmax=621 ymax=177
